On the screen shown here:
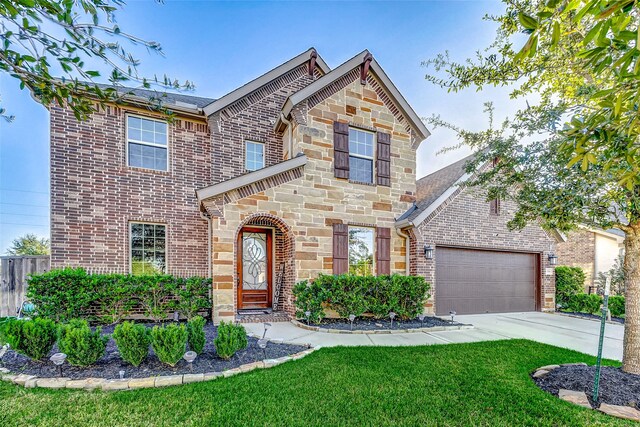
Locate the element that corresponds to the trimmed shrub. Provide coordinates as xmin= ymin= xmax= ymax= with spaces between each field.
xmin=27 ymin=268 xmax=212 ymax=323
xmin=150 ymin=323 xmax=187 ymax=367
xmin=3 ymin=318 xmax=57 ymax=360
xmin=293 ymin=274 xmax=431 ymax=321
xmin=57 ymin=319 xmax=109 ymax=366
xmin=187 ymin=316 xmax=206 ymax=354
xmin=113 ymin=321 xmax=151 ymax=367
xmin=555 ymin=266 xmax=586 ymax=307
xmin=214 ymin=321 xmax=247 ymax=360
xmin=608 ymin=295 xmax=625 ymax=318
xmin=563 ymin=293 xmax=603 ymax=314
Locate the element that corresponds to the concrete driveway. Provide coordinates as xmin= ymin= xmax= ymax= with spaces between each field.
xmin=245 ymin=312 xmax=623 ymax=360
xmin=455 ymin=312 xmax=623 ymax=361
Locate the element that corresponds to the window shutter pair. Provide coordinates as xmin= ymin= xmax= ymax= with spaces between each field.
xmin=332 ymin=224 xmax=391 ymax=275
xmin=333 ymin=121 xmax=391 ymax=186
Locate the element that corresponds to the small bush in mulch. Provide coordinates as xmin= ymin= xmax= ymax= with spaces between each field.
xmin=112 ymin=321 xmax=151 ymax=367
xmin=4 ymin=318 xmax=57 ymax=361
xmin=187 ymin=316 xmax=206 ymax=354
xmin=534 ymin=365 xmax=640 ymax=408
xmin=0 ymin=322 xmax=306 ymax=380
xmin=150 ymin=324 xmax=188 ymax=367
xmin=57 ymin=320 xmax=109 ymax=366
xmin=303 ymin=316 xmax=464 ymax=331
xmin=214 ymin=321 xmax=248 ymax=360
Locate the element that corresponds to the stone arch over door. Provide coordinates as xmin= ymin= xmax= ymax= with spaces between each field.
xmin=234 ymin=213 xmax=296 ymax=315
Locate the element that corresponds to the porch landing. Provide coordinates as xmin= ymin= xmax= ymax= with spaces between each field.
xmin=236 ymin=310 xmax=291 ymax=324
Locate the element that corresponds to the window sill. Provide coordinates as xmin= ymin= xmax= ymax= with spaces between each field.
xmin=126 ymin=166 xmax=171 ymax=176
xmin=349 ymin=179 xmax=376 ymax=187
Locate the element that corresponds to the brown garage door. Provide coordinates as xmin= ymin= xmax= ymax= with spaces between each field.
xmin=435 ymin=247 xmax=538 ymax=315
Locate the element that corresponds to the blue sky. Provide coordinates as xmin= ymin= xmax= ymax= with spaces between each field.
xmin=0 ymin=0 xmax=526 ymax=254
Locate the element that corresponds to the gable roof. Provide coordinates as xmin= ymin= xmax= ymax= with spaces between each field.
xmin=203 ymin=48 xmax=329 ymax=117
xmin=397 ymin=154 xmax=474 ymax=226
xmin=279 ymin=50 xmax=431 ymax=144
xmin=92 ymin=83 xmax=215 ymax=110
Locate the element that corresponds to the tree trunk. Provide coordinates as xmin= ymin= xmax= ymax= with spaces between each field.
xmin=623 ymin=223 xmax=640 ymax=374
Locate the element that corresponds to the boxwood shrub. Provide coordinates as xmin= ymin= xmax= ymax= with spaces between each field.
xmin=214 ymin=321 xmax=247 ymax=360
xmin=57 ymin=319 xmax=109 ymax=366
xmin=3 ymin=318 xmax=57 ymax=360
xmin=113 ymin=321 xmax=151 ymax=367
xmin=27 ymin=268 xmax=211 ymax=323
xmin=187 ymin=316 xmax=206 ymax=354
xmin=293 ymin=274 xmax=431 ymax=321
xmin=150 ymin=323 xmax=187 ymax=367
xmin=560 ymin=293 xmax=625 ymax=318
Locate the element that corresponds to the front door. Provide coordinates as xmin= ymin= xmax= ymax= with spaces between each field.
xmin=237 ymin=227 xmax=272 ymax=310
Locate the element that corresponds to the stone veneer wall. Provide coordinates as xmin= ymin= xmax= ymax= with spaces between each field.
xmin=209 ymin=76 xmax=419 ymax=322
xmin=411 ymin=187 xmax=558 ymax=313
xmin=556 ymin=229 xmax=596 ymax=288
xmin=50 ymin=104 xmax=211 ymax=275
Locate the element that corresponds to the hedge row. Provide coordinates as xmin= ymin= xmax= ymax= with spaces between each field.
xmin=27 ymin=268 xmax=211 ymax=323
xmin=293 ymin=274 xmax=431 ymax=323
xmin=562 ymin=294 xmax=625 ymax=318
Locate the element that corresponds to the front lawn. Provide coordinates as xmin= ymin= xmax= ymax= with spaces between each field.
xmin=0 ymin=340 xmax=632 ymax=426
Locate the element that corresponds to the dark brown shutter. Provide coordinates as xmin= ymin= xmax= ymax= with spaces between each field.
xmin=376 ymin=131 xmax=391 ymax=186
xmin=334 ymin=122 xmax=350 ymax=179
xmin=376 ymin=227 xmax=391 ymax=275
xmin=490 ymin=197 xmax=501 ymax=215
xmin=333 ymin=223 xmax=349 ymax=274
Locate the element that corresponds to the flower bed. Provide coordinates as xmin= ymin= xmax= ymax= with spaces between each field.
xmin=292 ymin=316 xmax=470 ymax=334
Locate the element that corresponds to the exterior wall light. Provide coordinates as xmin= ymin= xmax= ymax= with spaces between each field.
xmin=424 ymin=244 xmax=434 ymax=260
xmin=548 ymin=253 xmax=558 ymax=266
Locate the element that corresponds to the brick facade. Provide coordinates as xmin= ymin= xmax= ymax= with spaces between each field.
xmin=556 ymin=229 xmax=596 ymax=287
xmin=50 ymin=105 xmax=211 ymax=276
xmin=412 ymin=187 xmax=558 ymax=312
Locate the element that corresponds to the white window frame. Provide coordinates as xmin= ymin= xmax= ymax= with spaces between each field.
xmin=126 ymin=113 xmax=169 ymax=171
xmin=129 ymin=222 xmax=167 ymax=275
xmin=348 ymin=225 xmax=376 ymax=276
xmin=245 ymin=140 xmax=265 ymax=172
xmin=348 ymin=127 xmax=375 ymax=184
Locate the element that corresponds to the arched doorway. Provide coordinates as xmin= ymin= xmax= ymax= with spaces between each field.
xmin=235 ymin=213 xmax=295 ymax=315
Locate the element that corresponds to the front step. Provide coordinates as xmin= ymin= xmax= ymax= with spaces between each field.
xmin=236 ymin=311 xmax=290 ymax=324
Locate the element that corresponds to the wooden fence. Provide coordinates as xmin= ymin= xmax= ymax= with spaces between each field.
xmin=0 ymin=256 xmax=50 ymax=317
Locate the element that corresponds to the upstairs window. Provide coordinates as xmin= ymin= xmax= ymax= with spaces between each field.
xmin=348 ymin=226 xmax=375 ymax=276
xmin=245 ymin=141 xmax=265 ymax=171
xmin=130 ymin=222 xmax=166 ymax=275
xmin=127 ymin=115 xmax=168 ymax=171
xmin=348 ymin=128 xmax=374 ymax=183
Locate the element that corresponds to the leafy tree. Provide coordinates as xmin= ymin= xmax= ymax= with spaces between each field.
xmin=0 ymin=0 xmax=193 ymax=121
xmin=7 ymin=233 xmax=50 ymax=255
xmin=424 ymin=1 xmax=640 ymax=373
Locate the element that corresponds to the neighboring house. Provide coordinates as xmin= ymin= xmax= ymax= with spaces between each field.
xmin=396 ymin=156 xmax=561 ymax=315
xmin=557 ymin=227 xmax=625 ymax=291
xmin=49 ymin=48 xmax=559 ymax=321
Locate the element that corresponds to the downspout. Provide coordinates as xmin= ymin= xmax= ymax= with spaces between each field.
xmin=280 ymin=113 xmax=293 ymax=159
xmin=396 ymin=227 xmax=411 ymax=275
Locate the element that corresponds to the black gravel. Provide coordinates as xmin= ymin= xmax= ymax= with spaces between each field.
xmin=534 ymin=365 xmax=640 ymax=408
xmin=0 ymin=322 xmax=307 ymax=380
xmin=561 ymin=311 xmax=625 ymax=324
xmin=304 ymin=316 xmax=465 ymax=331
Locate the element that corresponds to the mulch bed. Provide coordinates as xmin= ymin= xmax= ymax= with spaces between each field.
xmin=304 ymin=316 xmax=464 ymax=331
xmin=534 ymin=365 xmax=640 ymax=408
xmin=0 ymin=322 xmax=306 ymax=380
xmin=561 ymin=311 xmax=625 ymax=324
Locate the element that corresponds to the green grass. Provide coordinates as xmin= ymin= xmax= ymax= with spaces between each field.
xmin=0 ymin=340 xmax=632 ymax=426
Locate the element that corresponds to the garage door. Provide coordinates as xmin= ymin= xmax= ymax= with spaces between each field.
xmin=435 ymin=247 xmax=538 ymax=315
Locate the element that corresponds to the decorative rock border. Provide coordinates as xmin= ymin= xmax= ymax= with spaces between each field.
xmin=0 ymin=346 xmax=319 ymax=392
xmin=291 ymin=319 xmax=473 ymax=334
xmin=532 ymin=363 xmax=640 ymax=422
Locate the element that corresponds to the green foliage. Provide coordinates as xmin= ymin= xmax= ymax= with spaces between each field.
xmin=27 ymin=268 xmax=211 ymax=323
xmin=57 ymin=319 xmax=108 ymax=366
xmin=150 ymin=324 xmax=187 ymax=367
xmin=608 ymin=296 xmax=626 ymax=319
xmin=0 ymin=317 xmax=8 ymax=346
xmin=174 ymin=277 xmax=211 ymax=320
xmin=596 ymin=254 xmax=626 ymax=296
xmin=187 ymin=316 xmax=206 ymax=354
xmin=293 ymin=274 xmax=431 ymax=321
xmin=214 ymin=321 xmax=247 ymax=360
xmin=563 ymin=294 xmax=603 ymax=315
xmin=555 ymin=267 xmax=586 ymax=307
xmin=3 ymin=318 xmax=57 ymax=360
xmin=112 ymin=322 xmax=151 ymax=367
xmin=6 ymin=234 xmax=49 ymax=255
xmin=0 ymin=0 xmax=194 ymax=122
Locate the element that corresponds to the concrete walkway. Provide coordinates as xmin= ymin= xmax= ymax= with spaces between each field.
xmin=246 ymin=312 xmax=623 ymax=361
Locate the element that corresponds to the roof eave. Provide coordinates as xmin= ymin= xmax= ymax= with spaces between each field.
xmin=203 ymin=48 xmax=329 ymax=117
